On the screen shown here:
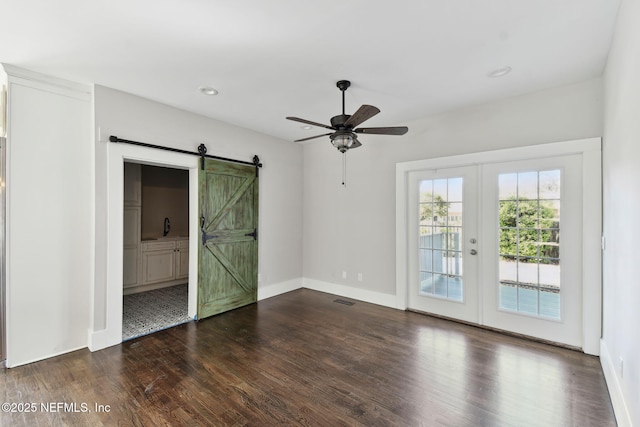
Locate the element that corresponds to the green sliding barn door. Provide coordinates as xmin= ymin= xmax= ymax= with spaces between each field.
xmin=198 ymin=159 xmax=258 ymax=320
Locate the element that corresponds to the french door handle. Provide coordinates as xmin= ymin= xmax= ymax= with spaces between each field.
xmin=469 ymin=249 xmax=478 ymax=255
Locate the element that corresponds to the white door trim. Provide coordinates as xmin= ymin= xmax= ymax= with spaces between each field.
xmin=90 ymin=139 xmax=199 ymax=351
xmin=395 ymin=138 xmax=602 ymax=355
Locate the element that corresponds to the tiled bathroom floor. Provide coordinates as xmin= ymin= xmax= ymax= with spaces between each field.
xmin=122 ymin=284 xmax=192 ymax=341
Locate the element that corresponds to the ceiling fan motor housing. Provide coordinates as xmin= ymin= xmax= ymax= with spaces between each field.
xmin=330 ymin=114 xmax=351 ymax=129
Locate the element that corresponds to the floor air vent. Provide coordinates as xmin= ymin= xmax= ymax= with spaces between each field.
xmin=333 ymin=299 xmax=355 ymax=306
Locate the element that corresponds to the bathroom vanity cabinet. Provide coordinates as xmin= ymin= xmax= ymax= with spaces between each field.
xmin=141 ymin=238 xmax=189 ymax=286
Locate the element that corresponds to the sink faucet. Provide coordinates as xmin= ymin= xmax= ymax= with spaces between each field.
xmin=163 ymin=217 xmax=171 ymax=237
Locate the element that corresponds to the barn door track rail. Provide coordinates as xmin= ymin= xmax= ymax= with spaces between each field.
xmin=108 ymin=135 xmax=263 ymax=173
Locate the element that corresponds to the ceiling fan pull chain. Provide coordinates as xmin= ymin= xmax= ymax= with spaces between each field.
xmin=342 ymin=151 xmax=347 ymax=187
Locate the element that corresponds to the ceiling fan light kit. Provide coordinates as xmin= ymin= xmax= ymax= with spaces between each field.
xmin=330 ymin=132 xmax=355 ymax=153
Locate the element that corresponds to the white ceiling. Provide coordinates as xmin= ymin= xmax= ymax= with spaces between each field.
xmin=0 ymin=0 xmax=621 ymax=143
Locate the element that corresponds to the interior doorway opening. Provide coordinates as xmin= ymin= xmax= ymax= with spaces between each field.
xmin=122 ymin=162 xmax=192 ymax=340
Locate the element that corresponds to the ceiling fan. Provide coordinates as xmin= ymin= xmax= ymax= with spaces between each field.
xmin=286 ymin=80 xmax=408 ymax=152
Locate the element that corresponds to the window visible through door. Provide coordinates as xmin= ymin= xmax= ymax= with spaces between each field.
xmin=418 ymin=177 xmax=464 ymax=301
xmin=498 ymin=170 xmax=561 ymax=320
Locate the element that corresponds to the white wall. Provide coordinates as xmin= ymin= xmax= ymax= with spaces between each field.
xmin=91 ymin=86 xmax=303 ymax=350
xmin=602 ymin=0 xmax=640 ymax=424
xmin=303 ymin=78 xmax=603 ymax=299
xmin=2 ymin=66 xmax=93 ymax=367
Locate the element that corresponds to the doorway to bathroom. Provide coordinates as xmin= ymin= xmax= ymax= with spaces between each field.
xmin=122 ymin=162 xmax=192 ymax=340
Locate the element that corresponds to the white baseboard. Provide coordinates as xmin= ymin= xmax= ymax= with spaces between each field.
xmin=600 ymin=339 xmax=632 ymax=427
xmin=302 ymin=278 xmax=397 ymax=309
xmin=88 ymin=328 xmax=120 ymax=353
xmin=258 ymin=277 xmax=303 ymax=301
xmin=6 ymin=344 xmax=87 ymax=369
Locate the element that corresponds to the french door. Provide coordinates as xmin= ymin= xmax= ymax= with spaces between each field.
xmin=407 ymin=154 xmax=584 ymax=347
xmin=481 ymin=156 xmax=582 ymax=346
xmin=407 ymin=166 xmax=480 ymax=324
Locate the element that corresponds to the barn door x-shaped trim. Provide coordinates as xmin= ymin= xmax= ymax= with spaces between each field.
xmin=200 ymin=175 xmax=257 ymax=245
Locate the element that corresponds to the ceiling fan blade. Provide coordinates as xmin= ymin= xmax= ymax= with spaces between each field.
xmin=286 ymin=116 xmax=335 ymax=130
xmin=294 ymin=132 xmax=333 ymax=142
xmin=350 ymin=135 xmax=362 ymax=149
xmin=344 ymin=105 xmax=380 ymax=128
xmin=354 ymin=126 xmax=408 ymax=135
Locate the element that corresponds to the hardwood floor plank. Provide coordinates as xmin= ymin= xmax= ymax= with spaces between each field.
xmin=0 ymin=289 xmax=616 ymax=426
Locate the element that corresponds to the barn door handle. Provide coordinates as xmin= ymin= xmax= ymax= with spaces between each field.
xmin=245 ymin=229 xmax=257 ymax=240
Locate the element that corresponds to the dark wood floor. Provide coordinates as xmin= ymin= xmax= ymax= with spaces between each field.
xmin=1 ymin=289 xmax=616 ymax=426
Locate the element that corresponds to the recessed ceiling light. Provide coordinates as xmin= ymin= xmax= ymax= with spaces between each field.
xmin=487 ymin=66 xmax=512 ymax=78
xmin=199 ymin=86 xmax=219 ymax=96
xmin=301 ymin=125 xmax=313 ymax=130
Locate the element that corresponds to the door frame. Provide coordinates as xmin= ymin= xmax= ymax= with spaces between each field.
xmin=90 ymin=139 xmax=200 ymax=351
xmin=396 ymin=138 xmax=602 ymax=355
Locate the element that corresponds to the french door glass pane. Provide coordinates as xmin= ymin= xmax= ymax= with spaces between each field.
xmin=498 ymin=170 xmax=561 ymax=319
xmin=419 ymin=177 xmax=463 ymax=301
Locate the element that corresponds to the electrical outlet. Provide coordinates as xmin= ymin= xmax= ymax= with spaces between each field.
xmin=358 ymin=273 xmax=363 ymax=282
xmin=342 ymin=271 xmax=347 ymax=279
